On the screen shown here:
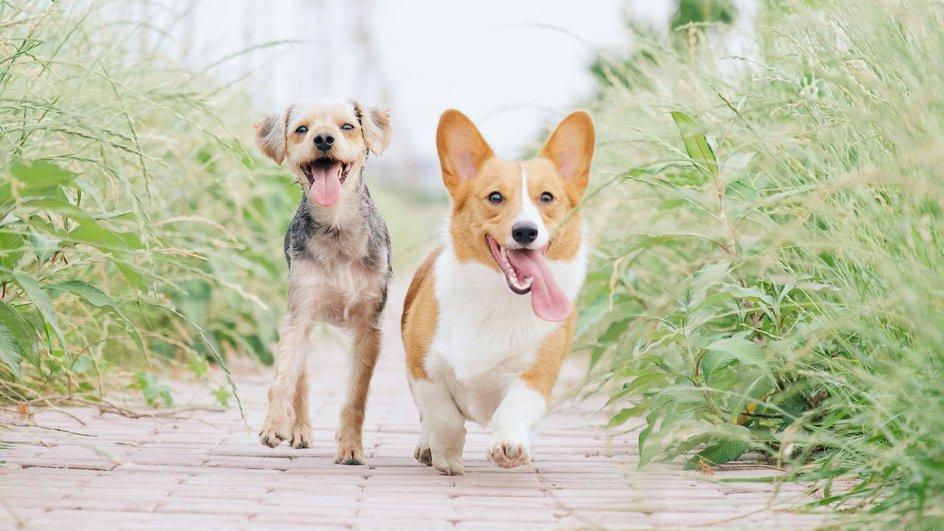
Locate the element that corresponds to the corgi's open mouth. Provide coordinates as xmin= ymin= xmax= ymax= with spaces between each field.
xmin=301 ymin=158 xmax=352 ymax=207
xmin=486 ymin=235 xmax=545 ymax=294
xmin=486 ymin=234 xmax=570 ymax=322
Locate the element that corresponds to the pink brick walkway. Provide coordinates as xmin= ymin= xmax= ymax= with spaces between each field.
xmin=0 ymin=298 xmax=833 ymax=529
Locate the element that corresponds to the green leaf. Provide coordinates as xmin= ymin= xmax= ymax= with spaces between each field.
xmin=1 ymin=160 xmax=77 ymax=205
xmin=684 ymin=434 xmax=750 ymax=470
xmin=46 ymin=280 xmax=145 ymax=357
xmin=689 ymin=262 xmax=730 ymax=307
xmin=0 ymin=323 xmax=23 ymax=380
xmin=69 ymin=221 xmax=143 ymax=250
xmin=0 ymin=300 xmax=38 ymax=368
xmin=47 ymin=280 xmax=118 ymax=312
xmin=7 ymin=272 xmax=66 ymax=353
xmin=608 ymin=405 xmax=646 ymax=428
xmin=28 ymin=227 xmax=60 ymax=265
xmin=671 ymin=111 xmax=719 ymax=178
xmin=705 ymin=336 xmax=767 ymax=370
xmin=0 ymin=230 xmax=25 ymax=271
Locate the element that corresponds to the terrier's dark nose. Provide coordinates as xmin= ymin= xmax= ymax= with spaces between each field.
xmin=313 ymin=133 xmax=335 ymax=151
xmin=512 ymin=222 xmax=539 ymax=245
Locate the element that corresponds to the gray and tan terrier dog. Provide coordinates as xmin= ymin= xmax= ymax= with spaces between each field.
xmin=254 ymin=98 xmax=392 ymax=465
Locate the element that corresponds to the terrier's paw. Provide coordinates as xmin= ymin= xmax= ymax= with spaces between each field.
xmin=289 ymin=424 xmax=312 ymax=449
xmin=431 ymin=449 xmax=464 ymax=476
xmin=414 ymin=444 xmax=432 ymax=466
xmin=334 ymin=443 xmax=365 ymax=465
xmin=488 ymin=439 xmax=530 ymax=469
xmin=258 ymin=419 xmax=290 ymax=448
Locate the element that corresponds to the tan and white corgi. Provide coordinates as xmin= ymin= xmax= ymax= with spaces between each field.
xmin=400 ymin=109 xmax=594 ymax=475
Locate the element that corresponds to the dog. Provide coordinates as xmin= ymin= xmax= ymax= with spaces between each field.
xmin=254 ymin=98 xmax=392 ymax=465
xmin=401 ymin=109 xmax=594 ymax=475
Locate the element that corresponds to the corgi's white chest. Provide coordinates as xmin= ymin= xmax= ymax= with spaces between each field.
xmin=424 ymin=240 xmax=586 ymax=422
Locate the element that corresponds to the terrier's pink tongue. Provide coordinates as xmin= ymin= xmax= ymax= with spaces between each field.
xmin=309 ymin=162 xmax=342 ymax=206
xmin=507 ymin=249 xmax=571 ymax=322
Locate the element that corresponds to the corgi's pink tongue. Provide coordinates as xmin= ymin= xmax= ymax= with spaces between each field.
xmin=309 ymin=162 xmax=342 ymax=206
xmin=507 ymin=248 xmax=571 ymax=322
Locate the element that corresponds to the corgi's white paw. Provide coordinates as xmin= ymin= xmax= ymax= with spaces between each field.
xmin=488 ymin=439 xmax=530 ymax=469
xmin=431 ymin=448 xmax=464 ymax=475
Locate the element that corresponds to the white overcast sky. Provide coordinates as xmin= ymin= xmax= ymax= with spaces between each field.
xmin=141 ymin=0 xmax=681 ymax=177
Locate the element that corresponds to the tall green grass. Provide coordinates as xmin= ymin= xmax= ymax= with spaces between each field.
xmin=581 ymin=0 xmax=944 ymax=525
xmin=0 ymin=1 xmax=298 ymax=408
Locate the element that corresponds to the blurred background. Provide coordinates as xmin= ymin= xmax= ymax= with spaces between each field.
xmin=138 ymin=0 xmax=631 ymax=184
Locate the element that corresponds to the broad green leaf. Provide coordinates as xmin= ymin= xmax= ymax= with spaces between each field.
xmin=608 ymin=405 xmax=646 ymax=428
xmin=684 ymin=427 xmax=752 ymax=470
xmin=671 ymin=111 xmax=719 ymax=178
xmin=29 ymin=227 xmax=60 ymax=265
xmin=689 ymin=262 xmax=730 ymax=307
xmin=46 ymin=280 xmax=145 ymax=357
xmin=0 ymin=300 xmax=38 ymax=368
xmin=47 ymin=280 xmax=119 ymax=312
xmin=705 ymin=336 xmax=767 ymax=370
xmin=0 ymin=323 xmax=22 ymax=380
xmin=8 ymin=272 xmax=66 ymax=353
xmin=11 ymin=160 xmax=77 ymax=193
xmin=69 ymin=221 xmax=143 ymax=250
xmin=0 ymin=230 xmax=25 ymax=270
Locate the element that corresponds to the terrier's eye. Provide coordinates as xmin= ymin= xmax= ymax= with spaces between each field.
xmin=341 ymin=123 xmax=355 ymax=131
xmin=540 ymin=192 xmax=554 ymax=203
xmin=295 ymin=126 xmax=308 ymax=134
xmin=488 ymin=192 xmax=504 ymax=204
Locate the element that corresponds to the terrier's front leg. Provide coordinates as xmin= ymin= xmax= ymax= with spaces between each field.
xmin=488 ymin=380 xmax=547 ymax=468
xmin=259 ymin=312 xmax=312 ymax=448
xmin=334 ymin=320 xmax=381 ymax=465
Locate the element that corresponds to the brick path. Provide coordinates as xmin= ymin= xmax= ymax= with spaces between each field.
xmin=0 ymin=297 xmax=833 ymax=530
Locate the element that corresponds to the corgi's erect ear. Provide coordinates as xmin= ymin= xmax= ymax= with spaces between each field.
xmin=353 ymin=101 xmax=392 ymax=156
xmin=539 ymin=110 xmax=595 ymax=197
xmin=436 ymin=109 xmax=494 ymax=195
xmin=255 ymin=109 xmax=289 ymax=165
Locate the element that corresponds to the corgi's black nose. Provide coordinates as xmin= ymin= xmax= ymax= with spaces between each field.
xmin=512 ymin=222 xmax=539 ymax=245
xmin=314 ymin=133 xmax=335 ymax=151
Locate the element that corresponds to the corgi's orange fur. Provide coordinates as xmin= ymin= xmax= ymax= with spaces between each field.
xmin=401 ymin=109 xmax=594 ymax=474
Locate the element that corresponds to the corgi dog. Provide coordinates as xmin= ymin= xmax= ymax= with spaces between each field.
xmin=401 ymin=109 xmax=594 ymax=475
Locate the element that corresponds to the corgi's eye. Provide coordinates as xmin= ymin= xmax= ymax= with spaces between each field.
xmin=341 ymin=123 xmax=355 ymax=131
xmin=540 ymin=192 xmax=554 ymax=204
xmin=487 ymin=192 xmax=504 ymax=204
xmin=295 ymin=126 xmax=308 ymax=134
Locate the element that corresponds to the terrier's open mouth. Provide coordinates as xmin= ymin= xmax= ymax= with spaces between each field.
xmin=301 ymin=158 xmax=351 ymax=186
xmin=300 ymin=158 xmax=352 ymax=207
xmin=486 ymin=234 xmax=548 ymax=295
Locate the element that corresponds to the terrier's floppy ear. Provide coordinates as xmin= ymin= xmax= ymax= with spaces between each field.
xmin=436 ymin=109 xmax=494 ymax=195
xmin=353 ymin=101 xmax=392 ymax=156
xmin=539 ymin=111 xmax=595 ymax=198
xmin=255 ymin=108 xmax=290 ymax=165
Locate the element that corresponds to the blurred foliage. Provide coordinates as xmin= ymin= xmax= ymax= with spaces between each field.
xmin=581 ymin=0 xmax=944 ymax=526
xmin=673 ymin=0 xmax=736 ymax=26
xmin=0 ymin=0 xmax=299 ymax=408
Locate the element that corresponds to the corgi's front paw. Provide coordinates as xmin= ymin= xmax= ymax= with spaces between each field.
xmin=431 ymin=448 xmax=464 ymax=475
xmin=488 ymin=439 xmax=530 ymax=469
xmin=258 ymin=416 xmax=292 ymax=448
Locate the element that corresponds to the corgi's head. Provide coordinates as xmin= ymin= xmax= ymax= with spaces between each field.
xmin=436 ymin=109 xmax=594 ymax=322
